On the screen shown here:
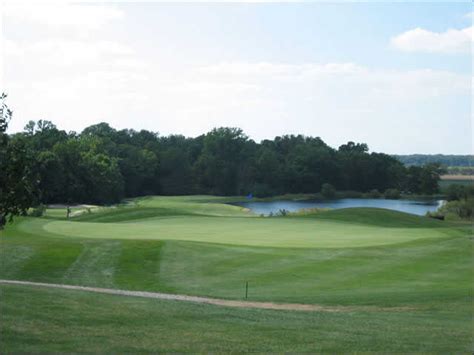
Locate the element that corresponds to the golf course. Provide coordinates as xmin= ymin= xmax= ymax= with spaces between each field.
xmin=2 ymin=1 xmax=474 ymax=352
xmin=0 ymin=196 xmax=472 ymax=352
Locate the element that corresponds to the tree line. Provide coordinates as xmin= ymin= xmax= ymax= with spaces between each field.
xmin=394 ymin=154 xmax=473 ymax=167
xmin=1 ymin=94 xmax=447 ymax=226
xmin=6 ymin=123 xmax=446 ymax=205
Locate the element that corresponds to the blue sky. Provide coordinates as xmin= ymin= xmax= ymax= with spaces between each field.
xmin=2 ymin=1 xmax=472 ymax=154
xmin=120 ymin=3 xmax=471 ymax=72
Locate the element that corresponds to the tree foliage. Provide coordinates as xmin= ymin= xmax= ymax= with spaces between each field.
xmin=437 ymin=184 xmax=474 ymax=220
xmin=0 ymin=94 xmax=39 ymax=227
xmin=1 ymin=117 xmax=448 ymax=209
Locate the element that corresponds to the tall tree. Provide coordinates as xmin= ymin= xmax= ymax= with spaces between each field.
xmin=194 ymin=127 xmax=249 ymax=195
xmin=0 ymin=94 xmax=39 ymax=227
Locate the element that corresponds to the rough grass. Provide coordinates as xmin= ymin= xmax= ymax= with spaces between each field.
xmin=1 ymin=284 xmax=472 ymax=353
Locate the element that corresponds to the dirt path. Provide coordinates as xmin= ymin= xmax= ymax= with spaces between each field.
xmin=0 ymin=279 xmax=412 ymax=313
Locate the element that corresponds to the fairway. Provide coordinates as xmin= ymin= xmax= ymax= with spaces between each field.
xmin=1 ymin=196 xmax=472 ymax=352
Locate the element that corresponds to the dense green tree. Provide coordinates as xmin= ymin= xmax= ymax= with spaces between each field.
xmin=337 ymin=145 xmax=371 ymax=191
xmin=338 ymin=141 xmax=369 ymax=154
xmin=405 ymin=163 xmax=446 ymax=195
xmin=118 ymin=145 xmax=159 ymax=196
xmin=286 ymin=142 xmax=335 ymax=193
xmin=321 ymin=183 xmax=336 ymax=199
xmin=444 ymin=184 xmax=471 ymax=201
xmin=36 ymin=150 xmax=66 ymax=203
xmin=22 ymin=120 xmax=69 ymax=153
xmin=2 ymin=116 xmax=449 ymax=206
xmin=81 ymin=122 xmax=117 ymax=138
xmin=194 ymin=128 xmax=249 ymax=195
xmin=0 ymin=94 xmax=39 ymax=227
xmin=253 ymin=147 xmax=280 ymax=196
xmin=79 ymin=152 xmax=124 ymax=204
xmin=158 ymin=136 xmax=195 ymax=195
xmin=418 ymin=163 xmax=446 ymax=195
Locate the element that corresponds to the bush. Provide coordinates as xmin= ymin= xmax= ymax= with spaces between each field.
xmin=30 ymin=204 xmax=46 ymax=217
xmin=444 ymin=184 xmax=469 ymax=201
xmin=438 ymin=198 xmax=473 ymax=220
xmin=321 ymin=183 xmax=336 ymax=199
xmin=384 ymin=188 xmax=400 ymax=199
xmin=368 ymin=189 xmax=381 ymax=198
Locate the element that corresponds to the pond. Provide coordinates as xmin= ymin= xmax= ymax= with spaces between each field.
xmin=233 ymin=198 xmax=444 ymax=216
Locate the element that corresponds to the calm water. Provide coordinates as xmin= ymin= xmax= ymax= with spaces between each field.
xmin=234 ymin=198 xmax=444 ymax=216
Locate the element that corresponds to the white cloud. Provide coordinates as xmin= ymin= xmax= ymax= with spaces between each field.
xmin=6 ymin=39 xmax=138 ymax=69
xmin=199 ymin=62 xmax=468 ymax=99
xmin=4 ymin=56 xmax=470 ymax=140
xmin=4 ymin=3 xmax=123 ymax=32
xmin=1 ymin=2 xmax=471 ymax=153
xmin=200 ymin=62 xmax=366 ymax=79
xmin=0 ymin=3 xmax=4 ymax=84
xmin=391 ymin=26 xmax=472 ymax=54
xmin=2 ymin=2 xmax=148 ymax=131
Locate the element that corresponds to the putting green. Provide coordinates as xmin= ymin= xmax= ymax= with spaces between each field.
xmin=23 ymin=215 xmax=453 ymax=248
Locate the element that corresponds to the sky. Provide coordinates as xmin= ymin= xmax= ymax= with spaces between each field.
xmin=1 ymin=1 xmax=472 ymax=154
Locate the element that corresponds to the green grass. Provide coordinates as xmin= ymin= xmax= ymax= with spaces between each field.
xmin=1 ymin=284 xmax=472 ymax=353
xmin=0 ymin=195 xmax=472 ymax=351
xmin=18 ymin=216 xmax=458 ymax=249
xmin=1 ymin=229 xmax=470 ymax=306
xmin=13 ymin=204 xmax=463 ymax=249
xmin=306 ymin=207 xmax=449 ymax=227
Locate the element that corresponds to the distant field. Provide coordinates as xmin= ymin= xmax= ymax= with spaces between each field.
xmin=1 ymin=196 xmax=472 ymax=352
xmin=445 ymin=166 xmax=474 ymax=175
xmin=441 ymin=175 xmax=474 ymax=181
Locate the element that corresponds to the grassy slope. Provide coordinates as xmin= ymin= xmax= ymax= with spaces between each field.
xmin=0 ymin=196 xmax=472 ymax=351
xmin=1 ymin=229 xmax=470 ymax=306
